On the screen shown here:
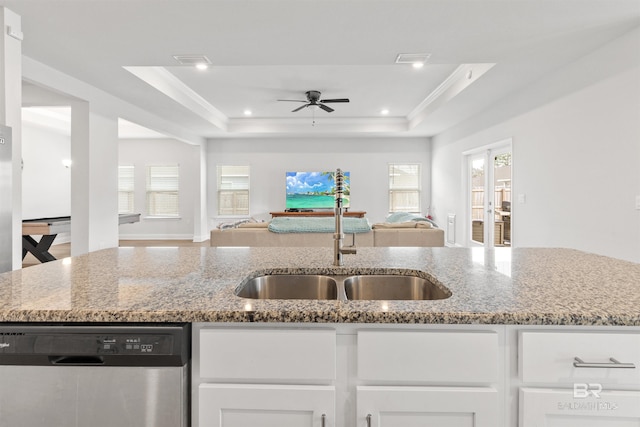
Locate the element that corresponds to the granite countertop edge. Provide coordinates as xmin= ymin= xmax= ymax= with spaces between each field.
xmin=1 ymin=310 xmax=638 ymax=326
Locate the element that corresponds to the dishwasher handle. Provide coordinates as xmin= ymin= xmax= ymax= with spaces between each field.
xmin=49 ymin=355 xmax=105 ymax=365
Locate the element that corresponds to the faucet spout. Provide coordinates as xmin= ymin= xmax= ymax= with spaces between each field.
xmin=333 ymin=168 xmax=356 ymax=266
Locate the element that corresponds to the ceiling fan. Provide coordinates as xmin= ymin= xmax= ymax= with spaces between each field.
xmin=278 ymin=90 xmax=350 ymax=113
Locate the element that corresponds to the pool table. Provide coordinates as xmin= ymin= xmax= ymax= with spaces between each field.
xmin=22 ymin=213 xmax=141 ymax=263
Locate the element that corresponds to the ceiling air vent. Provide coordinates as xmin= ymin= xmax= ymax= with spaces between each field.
xmin=172 ymin=55 xmax=212 ymax=66
xmin=395 ymin=53 xmax=431 ymax=65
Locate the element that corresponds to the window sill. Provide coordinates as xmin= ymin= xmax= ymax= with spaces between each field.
xmin=143 ymin=216 xmax=182 ymax=220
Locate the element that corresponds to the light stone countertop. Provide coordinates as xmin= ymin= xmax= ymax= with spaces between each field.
xmin=0 ymin=246 xmax=638 ymax=325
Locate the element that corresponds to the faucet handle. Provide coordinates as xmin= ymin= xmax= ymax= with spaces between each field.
xmin=335 ymin=169 xmax=345 ymax=194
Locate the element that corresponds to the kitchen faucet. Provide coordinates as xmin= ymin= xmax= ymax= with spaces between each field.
xmin=333 ymin=168 xmax=356 ymax=266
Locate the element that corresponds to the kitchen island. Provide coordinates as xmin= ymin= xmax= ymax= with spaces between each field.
xmin=0 ymin=246 xmax=638 ymax=324
xmin=0 ymin=246 xmax=638 ymax=427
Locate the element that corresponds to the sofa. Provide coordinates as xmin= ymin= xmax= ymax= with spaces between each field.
xmin=210 ymin=215 xmax=444 ymax=247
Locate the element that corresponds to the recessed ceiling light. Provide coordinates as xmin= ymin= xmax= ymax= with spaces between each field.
xmin=195 ymin=63 xmax=209 ymax=71
xmin=381 ymin=109 xmax=390 ymax=115
xmin=172 ymin=54 xmax=212 ymax=67
xmin=395 ymin=53 xmax=431 ymax=67
xmin=243 ymin=109 xmax=252 ymax=116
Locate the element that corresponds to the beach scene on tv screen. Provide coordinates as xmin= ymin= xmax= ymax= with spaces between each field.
xmin=286 ymin=171 xmax=350 ymax=209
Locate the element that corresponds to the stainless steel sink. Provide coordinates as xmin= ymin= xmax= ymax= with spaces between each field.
xmin=236 ymin=272 xmax=451 ymax=301
xmin=343 ymin=275 xmax=450 ymax=300
xmin=236 ymin=274 xmax=338 ymax=300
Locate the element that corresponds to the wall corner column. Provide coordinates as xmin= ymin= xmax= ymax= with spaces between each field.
xmin=0 ymin=7 xmax=22 ymax=270
xmin=193 ymin=141 xmax=209 ymax=242
xmin=70 ymin=101 xmax=119 ymax=255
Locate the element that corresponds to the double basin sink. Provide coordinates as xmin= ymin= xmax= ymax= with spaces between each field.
xmin=236 ymin=272 xmax=451 ymax=301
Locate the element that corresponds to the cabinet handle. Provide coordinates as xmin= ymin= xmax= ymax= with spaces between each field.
xmin=321 ymin=413 xmax=325 ymax=427
xmin=366 ymin=413 xmax=372 ymax=427
xmin=573 ymin=357 xmax=636 ymax=369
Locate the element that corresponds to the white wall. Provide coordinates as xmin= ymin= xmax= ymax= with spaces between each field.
xmin=22 ymin=123 xmax=71 ymax=219
xmin=207 ymin=137 xmax=431 ymax=225
xmin=431 ymin=28 xmax=640 ymax=263
xmin=22 ymin=56 xmax=205 ymax=257
xmin=118 ymin=138 xmax=200 ymax=240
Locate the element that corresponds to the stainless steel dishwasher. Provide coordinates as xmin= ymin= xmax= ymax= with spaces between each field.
xmin=0 ymin=323 xmax=190 ymax=427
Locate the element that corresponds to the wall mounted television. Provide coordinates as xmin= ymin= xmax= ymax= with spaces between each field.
xmin=286 ymin=171 xmax=350 ymax=210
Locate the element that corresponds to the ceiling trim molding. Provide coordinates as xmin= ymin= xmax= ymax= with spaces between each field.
xmin=124 ymin=66 xmax=228 ymax=131
xmin=227 ymin=117 xmax=408 ymax=134
xmin=407 ymin=63 xmax=495 ymax=129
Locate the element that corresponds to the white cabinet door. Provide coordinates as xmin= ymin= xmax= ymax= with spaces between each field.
xmin=520 ymin=388 xmax=640 ymax=427
xmin=199 ymin=384 xmax=334 ymax=427
xmin=358 ymin=386 xmax=499 ymax=427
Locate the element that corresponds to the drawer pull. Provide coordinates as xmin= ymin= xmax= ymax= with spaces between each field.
xmin=366 ymin=413 xmax=372 ymax=427
xmin=573 ymin=357 xmax=636 ymax=369
xmin=321 ymin=413 xmax=326 ymax=427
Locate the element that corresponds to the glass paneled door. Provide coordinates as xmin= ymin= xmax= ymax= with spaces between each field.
xmin=468 ymin=146 xmax=512 ymax=247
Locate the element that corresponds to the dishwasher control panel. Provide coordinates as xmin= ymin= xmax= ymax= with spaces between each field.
xmin=97 ymin=335 xmax=170 ymax=354
xmin=0 ymin=333 xmax=173 ymax=355
xmin=0 ymin=324 xmax=189 ymax=366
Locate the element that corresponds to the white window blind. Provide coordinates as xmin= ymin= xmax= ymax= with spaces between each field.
xmin=217 ymin=165 xmax=250 ymax=215
xmin=146 ymin=165 xmax=180 ymax=217
xmin=389 ymin=163 xmax=421 ymax=213
xmin=118 ymin=165 xmax=135 ymax=214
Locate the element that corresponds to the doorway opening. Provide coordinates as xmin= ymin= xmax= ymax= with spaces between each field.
xmin=467 ymin=143 xmax=512 ymax=248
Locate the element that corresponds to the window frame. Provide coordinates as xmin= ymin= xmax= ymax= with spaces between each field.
xmin=118 ymin=164 xmax=135 ymax=214
xmin=146 ymin=164 xmax=180 ymax=218
xmin=217 ymin=165 xmax=250 ymax=216
xmin=388 ymin=163 xmax=422 ymax=213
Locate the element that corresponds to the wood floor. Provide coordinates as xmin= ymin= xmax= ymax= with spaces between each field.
xmin=22 ymin=240 xmax=210 ymax=268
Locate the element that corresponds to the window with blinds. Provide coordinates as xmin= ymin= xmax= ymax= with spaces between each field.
xmin=388 ymin=163 xmax=421 ymax=213
xmin=146 ymin=165 xmax=180 ymax=217
xmin=217 ymin=165 xmax=250 ymax=215
xmin=118 ymin=165 xmax=135 ymax=214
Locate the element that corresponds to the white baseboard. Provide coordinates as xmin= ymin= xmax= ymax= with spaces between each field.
xmin=118 ymin=234 xmax=194 ymax=240
xmin=445 ymin=242 xmax=464 ymax=248
xmin=193 ymin=234 xmax=210 ymax=243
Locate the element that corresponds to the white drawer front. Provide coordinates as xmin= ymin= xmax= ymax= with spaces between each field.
xmin=357 ymin=330 xmax=499 ymax=383
xmin=520 ymin=331 xmax=640 ymax=385
xmin=520 ymin=387 xmax=640 ymax=426
xmin=199 ymin=328 xmax=336 ymax=382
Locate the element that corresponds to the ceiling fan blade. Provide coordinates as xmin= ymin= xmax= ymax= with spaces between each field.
xmin=318 ymin=104 xmax=334 ymax=113
xmin=278 ymin=99 xmax=307 ymax=102
xmin=320 ymin=98 xmax=350 ymax=103
xmin=292 ymin=104 xmax=309 ymax=112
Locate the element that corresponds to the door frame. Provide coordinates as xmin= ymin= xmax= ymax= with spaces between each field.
xmin=463 ymin=138 xmax=512 ymax=248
